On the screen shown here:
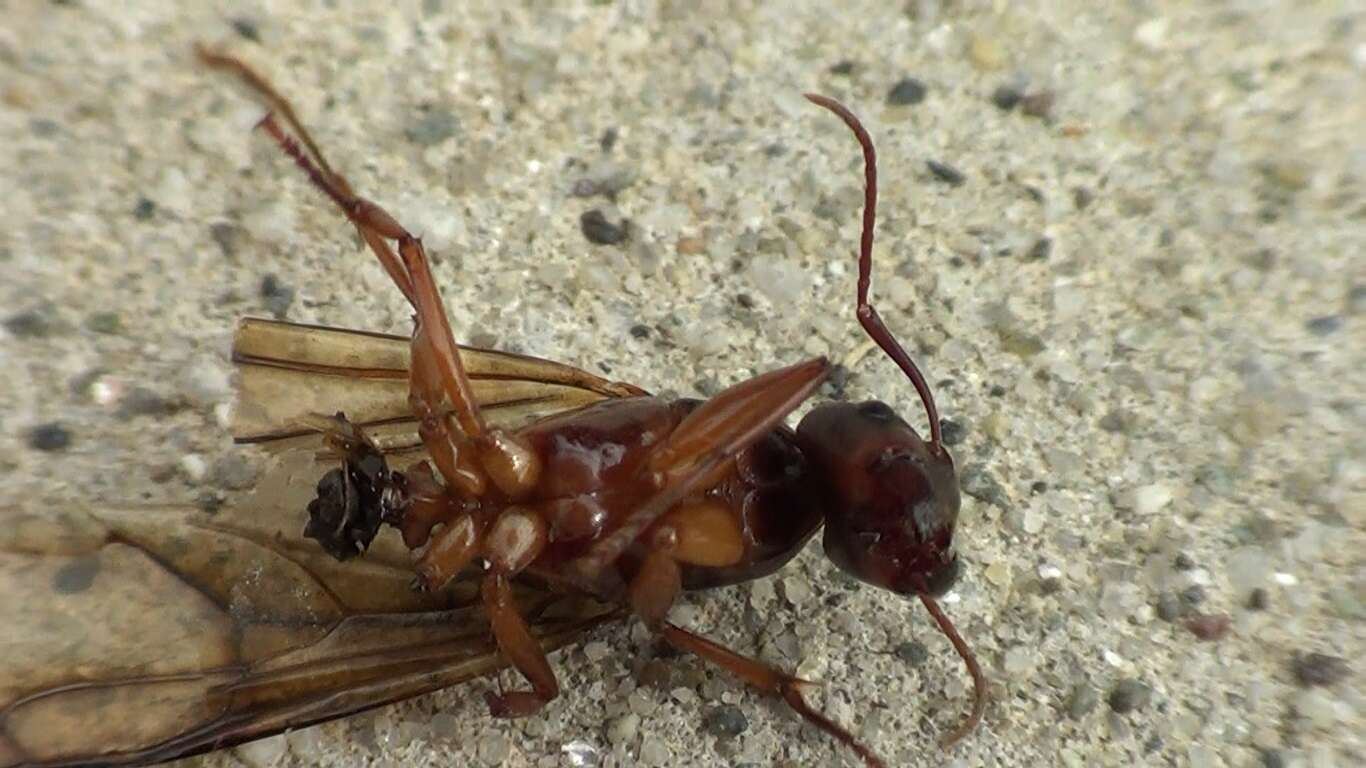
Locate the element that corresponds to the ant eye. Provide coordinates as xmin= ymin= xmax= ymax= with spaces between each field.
xmin=857 ymin=401 xmax=896 ymax=422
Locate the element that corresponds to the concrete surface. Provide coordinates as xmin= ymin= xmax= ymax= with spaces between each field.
xmin=2 ymin=1 xmax=1362 ymax=767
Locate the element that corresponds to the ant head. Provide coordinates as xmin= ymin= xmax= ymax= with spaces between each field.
xmin=797 ymin=401 xmax=959 ymax=597
xmin=799 ymin=93 xmax=960 ymax=600
xmin=802 ymin=93 xmax=985 ymax=747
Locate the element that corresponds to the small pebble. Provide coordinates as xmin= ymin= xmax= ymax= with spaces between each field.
xmin=607 ymin=713 xmax=639 ymax=745
xmin=476 ymin=733 xmax=511 ymax=765
xmin=1131 ymin=483 xmax=1174 ymax=515
xmin=1020 ymin=91 xmax=1055 ymax=120
xmin=230 ymin=17 xmax=261 ymax=41
xmin=1107 ymin=679 xmax=1152 ymax=713
xmin=967 ymin=34 xmax=1007 ymax=70
xmin=1067 ymin=684 xmax=1099 ymax=719
xmin=829 ymin=59 xmax=857 ymax=76
xmin=180 ymin=454 xmax=208 ymax=483
xmin=1156 ymin=591 xmax=1184 ymax=622
xmin=84 ymin=311 xmax=123 ymax=334
xmin=704 ymin=704 xmax=748 ymax=738
xmin=1180 ymin=585 xmax=1206 ymax=606
xmin=132 ymin=197 xmax=156 ymax=220
xmin=887 ymin=77 xmax=927 ymax=106
xmin=27 ymin=422 xmax=72 ymax=452
xmin=926 ymin=159 xmax=965 ymax=186
xmin=638 ymin=736 xmax=669 ymax=765
xmin=4 ymin=308 xmax=55 ymax=338
xmin=1185 ymin=613 xmax=1232 ymax=641
xmin=990 ymin=84 xmax=1022 ymax=111
xmin=1292 ymin=653 xmax=1349 ymax=687
xmin=939 ymin=417 xmax=965 ymax=446
xmin=895 ymin=639 xmax=929 ymax=665
xmin=960 ymin=465 xmax=1008 ymax=507
xmin=1247 ymin=588 xmax=1270 ymax=610
xmin=1260 ymin=749 xmax=1286 ymax=768
xmin=1174 ymin=552 xmax=1196 ymax=570
xmin=580 ymin=210 xmax=629 ymax=245
xmin=260 ymin=274 xmax=295 ymax=319
xmin=1305 ymin=315 xmax=1341 ymax=336
xmin=235 ymin=733 xmax=287 ymax=767
xmin=1025 ymin=237 xmax=1052 ymax=261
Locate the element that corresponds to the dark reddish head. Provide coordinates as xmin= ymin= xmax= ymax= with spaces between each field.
xmin=797 ymin=400 xmax=959 ymax=597
xmin=803 ymin=94 xmax=983 ymax=749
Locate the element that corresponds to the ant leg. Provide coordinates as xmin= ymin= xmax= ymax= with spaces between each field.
xmin=658 ymin=623 xmax=886 ymax=768
xmin=203 ymin=47 xmax=543 ymax=500
xmin=198 ymin=47 xmax=417 ymax=303
xmin=480 ymin=507 xmax=558 ymax=717
xmin=630 ymin=501 xmax=745 ymax=626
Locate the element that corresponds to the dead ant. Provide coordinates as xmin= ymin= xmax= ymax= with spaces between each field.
xmin=200 ymin=46 xmax=986 ymax=768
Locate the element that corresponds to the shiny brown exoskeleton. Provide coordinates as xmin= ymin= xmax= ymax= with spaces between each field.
xmin=199 ymin=49 xmax=986 ymax=768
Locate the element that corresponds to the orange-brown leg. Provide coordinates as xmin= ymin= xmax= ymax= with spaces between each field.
xmin=202 ymin=47 xmax=543 ymax=502
xmin=481 ymin=573 xmax=559 ymax=717
xmin=659 ymin=623 xmax=886 ymax=768
xmin=480 ymin=507 xmax=557 ymax=718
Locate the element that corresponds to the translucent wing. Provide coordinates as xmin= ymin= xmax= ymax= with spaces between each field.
xmin=0 ymin=452 xmax=620 ymax=767
xmin=232 ymin=318 xmax=647 ymax=452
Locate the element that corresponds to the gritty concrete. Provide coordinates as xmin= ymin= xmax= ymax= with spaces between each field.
xmin=2 ymin=1 xmax=1363 ymax=767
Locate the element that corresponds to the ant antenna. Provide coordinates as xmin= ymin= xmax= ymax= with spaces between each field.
xmin=804 ymin=94 xmax=943 ymax=448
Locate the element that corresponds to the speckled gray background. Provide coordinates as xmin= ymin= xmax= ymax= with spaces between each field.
xmin=2 ymin=1 xmax=1363 ymax=767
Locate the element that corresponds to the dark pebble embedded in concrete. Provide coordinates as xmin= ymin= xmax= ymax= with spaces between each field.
xmin=27 ymin=423 xmax=72 ymax=452
xmin=1107 ymin=679 xmax=1151 ymax=713
xmin=829 ymin=59 xmax=857 ymax=76
xmin=1025 ymin=237 xmax=1052 ymax=261
xmin=1073 ymin=187 xmax=1095 ymax=209
xmin=926 ymin=160 xmax=966 ymax=186
xmin=133 ymin=197 xmax=156 ymax=220
xmin=1173 ymin=552 xmax=1196 ymax=570
xmin=887 ymin=77 xmax=928 ymax=106
xmin=1292 ymin=653 xmax=1349 ymax=687
xmin=580 ymin=209 xmax=629 ymax=245
xmin=231 ymin=17 xmax=261 ymax=41
xmin=260 ymin=274 xmax=296 ymax=319
xmin=894 ymin=639 xmax=929 ymax=665
xmin=1247 ymin=588 xmax=1269 ymax=610
xmin=1306 ymin=315 xmax=1342 ymax=336
xmin=939 ymin=417 xmax=965 ymax=446
xmin=991 ymin=84 xmax=1022 ymax=111
xmin=704 ymin=704 xmax=749 ymax=738
xmin=4 ymin=308 xmax=55 ymax=338
xmin=630 ymin=324 xmax=651 ymax=339
xmin=52 ymin=556 xmax=100 ymax=594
